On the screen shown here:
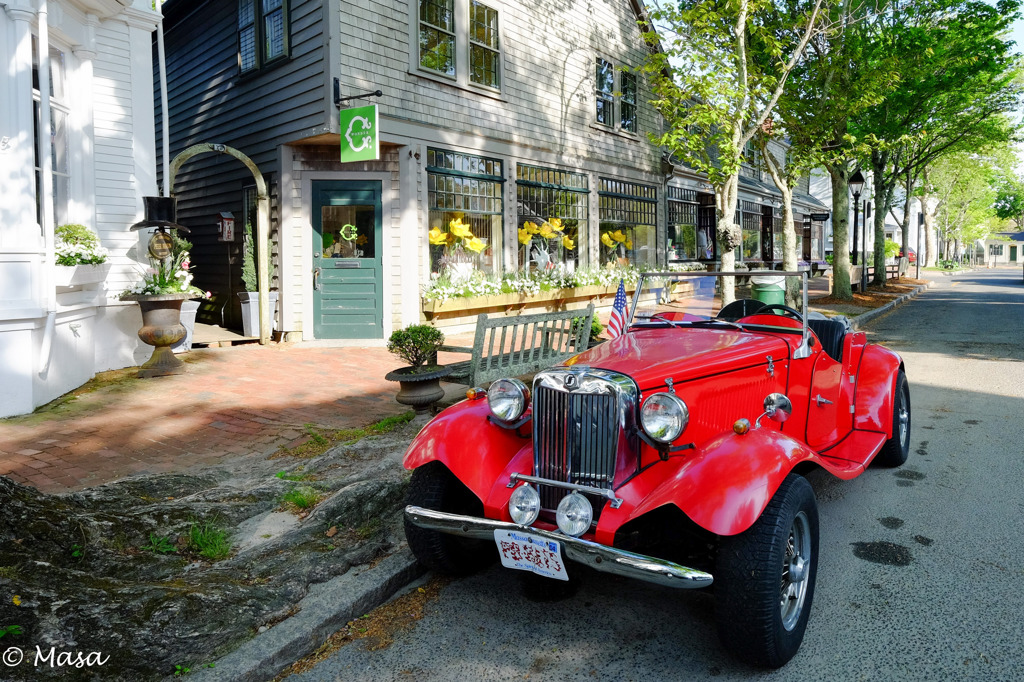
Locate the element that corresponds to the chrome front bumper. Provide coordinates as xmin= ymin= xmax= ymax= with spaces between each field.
xmin=405 ymin=505 xmax=714 ymax=589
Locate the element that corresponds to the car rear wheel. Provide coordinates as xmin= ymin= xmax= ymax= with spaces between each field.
xmin=404 ymin=463 xmax=496 ymax=576
xmin=715 ymin=473 xmax=819 ymax=668
xmin=874 ymin=370 xmax=911 ymax=467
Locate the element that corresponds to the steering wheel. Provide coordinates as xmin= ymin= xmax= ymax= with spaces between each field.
xmin=757 ymin=304 xmax=805 ymax=323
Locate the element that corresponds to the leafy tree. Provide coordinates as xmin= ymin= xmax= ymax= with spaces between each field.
xmin=854 ymin=0 xmax=1022 ymax=283
xmin=639 ymin=0 xmax=828 ymax=305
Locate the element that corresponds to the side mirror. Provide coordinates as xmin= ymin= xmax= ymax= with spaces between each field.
xmin=762 ymin=393 xmax=792 ymax=424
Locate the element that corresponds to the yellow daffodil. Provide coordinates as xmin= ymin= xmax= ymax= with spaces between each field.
xmin=446 ymin=233 xmax=457 ymax=246
xmin=539 ymin=225 xmax=556 ymax=239
xmin=547 ymin=217 xmax=564 ymax=232
xmin=449 ymin=218 xmax=472 ymax=239
xmin=466 ymin=237 xmax=486 ymax=253
xmin=611 ymin=230 xmax=627 ymax=243
xmin=12 ymin=595 xmax=21 ymax=606
xmin=428 ymin=227 xmax=448 ymax=245
xmin=524 ymin=221 xmax=540 ymax=235
xmin=518 ymin=228 xmax=532 ymax=245
xmin=561 ymin=235 xmax=575 ymax=250
xmin=601 ymin=232 xmax=615 ymax=248
xmin=625 ymin=239 xmax=633 ymax=249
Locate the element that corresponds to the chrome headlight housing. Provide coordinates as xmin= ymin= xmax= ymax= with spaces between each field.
xmin=488 ymin=378 xmax=530 ymax=422
xmin=640 ymin=392 xmax=689 ymax=443
xmin=508 ymin=483 xmax=540 ymax=525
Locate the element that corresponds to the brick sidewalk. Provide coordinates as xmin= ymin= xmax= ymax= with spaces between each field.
xmin=0 ymin=344 xmax=419 ymax=494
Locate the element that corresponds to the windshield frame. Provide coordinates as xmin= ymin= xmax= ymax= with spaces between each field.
xmin=627 ymin=270 xmax=813 ymax=358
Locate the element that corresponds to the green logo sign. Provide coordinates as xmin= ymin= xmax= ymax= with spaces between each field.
xmin=339 ymin=104 xmax=379 ymax=163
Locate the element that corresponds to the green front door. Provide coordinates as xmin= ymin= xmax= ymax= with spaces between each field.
xmin=312 ymin=181 xmax=383 ymax=339
xmin=1011 ymin=245 xmax=1018 ymax=262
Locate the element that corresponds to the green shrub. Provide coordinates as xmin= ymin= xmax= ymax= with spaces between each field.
xmin=590 ymin=317 xmax=603 ymax=341
xmin=884 ymin=239 xmax=900 ymax=259
xmin=387 ymin=324 xmax=445 ymax=368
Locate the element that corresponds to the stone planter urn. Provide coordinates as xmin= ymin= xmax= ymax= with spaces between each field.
xmin=384 ymin=365 xmax=452 ymax=415
xmin=123 ymin=293 xmax=192 ymax=378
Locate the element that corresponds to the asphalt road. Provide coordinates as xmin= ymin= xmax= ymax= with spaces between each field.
xmin=291 ymin=268 xmax=1024 ymax=682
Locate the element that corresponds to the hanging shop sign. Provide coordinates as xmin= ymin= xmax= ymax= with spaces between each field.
xmin=810 ymin=212 xmax=831 ymax=222
xmin=339 ymin=104 xmax=379 ymax=163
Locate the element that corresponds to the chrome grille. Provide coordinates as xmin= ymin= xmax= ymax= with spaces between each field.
xmin=532 ymin=369 xmax=638 ymax=509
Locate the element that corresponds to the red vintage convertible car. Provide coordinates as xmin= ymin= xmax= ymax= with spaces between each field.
xmin=403 ymin=271 xmax=910 ymax=667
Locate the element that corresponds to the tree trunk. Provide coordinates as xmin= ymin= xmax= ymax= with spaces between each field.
xmin=922 ymin=169 xmax=938 ymax=267
xmin=716 ymin=172 xmax=742 ymax=306
xmin=900 ymin=168 xmax=913 ymax=275
xmin=828 ymin=163 xmax=853 ymax=300
xmin=871 ymin=150 xmax=889 ymax=286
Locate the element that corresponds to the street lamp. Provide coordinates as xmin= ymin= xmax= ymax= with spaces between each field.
xmin=850 ymin=170 xmax=865 ymax=291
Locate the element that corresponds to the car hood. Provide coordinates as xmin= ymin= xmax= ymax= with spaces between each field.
xmin=566 ymin=328 xmax=792 ymax=389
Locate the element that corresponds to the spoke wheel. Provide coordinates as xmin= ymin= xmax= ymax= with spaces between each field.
xmin=715 ymin=474 xmax=819 ymax=668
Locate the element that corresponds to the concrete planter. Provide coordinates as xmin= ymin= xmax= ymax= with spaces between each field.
xmin=238 ymin=291 xmax=279 ymax=338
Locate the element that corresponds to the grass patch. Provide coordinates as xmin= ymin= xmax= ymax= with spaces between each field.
xmin=280 ymin=486 xmax=322 ymax=511
xmin=187 ymin=520 xmax=232 ymax=561
xmin=141 ymin=533 xmax=177 ymax=554
xmin=275 ymin=469 xmax=315 ymax=482
xmin=0 ymin=567 xmax=18 ymax=580
xmin=271 ymin=412 xmax=415 ymax=459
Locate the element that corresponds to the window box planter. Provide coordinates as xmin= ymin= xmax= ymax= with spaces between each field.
xmin=54 ymin=263 xmax=111 ymax=287
xmin=422 ymin=284 xmax=628 ymax=317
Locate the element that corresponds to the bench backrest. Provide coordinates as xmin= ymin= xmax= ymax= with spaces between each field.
xmin=469 ymin=304 xmax=594 ymax=386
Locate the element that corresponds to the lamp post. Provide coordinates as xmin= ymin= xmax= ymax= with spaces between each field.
xmin=849 ymin=170 xmax=865 ymax=291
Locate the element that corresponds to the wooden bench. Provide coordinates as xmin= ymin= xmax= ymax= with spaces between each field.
xmin=828 ymin=261 xmax=905 ymax=292
xmin=438 ymin=304 xmax=595 ymax=387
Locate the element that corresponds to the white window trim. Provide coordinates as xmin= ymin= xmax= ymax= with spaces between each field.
xmin=408 ymin=0 xmax=506 ymax=98
xmin=592 ymin=54 xmax=640 ymax=139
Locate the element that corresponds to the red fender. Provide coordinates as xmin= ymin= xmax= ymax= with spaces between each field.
xmin=602 ymin=428 xmax=820 ymax=538
xmin=854 ymin=345 xmax=903 ymax=435
xmin=403 ymin=398 xmax=527 ymax=505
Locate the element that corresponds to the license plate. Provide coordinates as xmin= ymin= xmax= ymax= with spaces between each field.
xmin=494 ymin=530 xmax=568 ymax=581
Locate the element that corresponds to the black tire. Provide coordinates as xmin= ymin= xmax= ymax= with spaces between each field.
xmin=874 ymin=370 xmax=910 ymax=467
xmin=404 ymin=463 xmax=496 ymax=576
xmin=715 ymin=474 xmax=819 ymax=668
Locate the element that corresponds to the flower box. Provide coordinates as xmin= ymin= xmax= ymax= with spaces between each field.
xmin=422 ymin=284 xmax=628 ymax=316
xmin=54 ymin=263 xmax=111 ymax=287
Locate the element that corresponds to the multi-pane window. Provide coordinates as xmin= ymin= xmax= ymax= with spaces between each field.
xmin=620 ymin=72 xmax=637 ymax=133
xmin=516 ymin=165 xmax=589 ymax=272
xmin=739 ymin=201 xmax=762 ymax=262
xmin=596 ymin=58 xmax=615 ymax=126
xmin=667 ymin=187 xmax=698 ymax=261
xmin=32 ymin=37 xmax=69 ymax=227
xmin=419 ymin=0 xmax=455 ymax=76
xmin=469 ymin=1 xmax=499 ymax=88
xmin=427 ymin=148 xmax=504 ymax=276
xmin=595 ymin=59 xmax=639 ymax=134
xmin=239 ymin=0 xmax=288 ymax=73
xmin=599 ymin=178 xmax=657 ymax=267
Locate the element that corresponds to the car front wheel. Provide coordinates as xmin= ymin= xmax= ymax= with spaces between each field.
xmin=874 ymin=370 xmax=910 ymax=467
xmin=714 ymin=473 xmax=819 ymax=668
xmin=404 ymin=463 xmax=496 ymax=576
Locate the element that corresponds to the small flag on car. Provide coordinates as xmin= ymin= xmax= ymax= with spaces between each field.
xmin=607 ymin=279 xmax=629 ymax=339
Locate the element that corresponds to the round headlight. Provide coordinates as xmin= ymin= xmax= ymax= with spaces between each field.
xmin=488 ymin=378 xmax=530 ymax=422
xmin=640 ymin=393 xmax=689 ymax=444
xmin=555 ymin=493 xmax=593 ymax=537
xmin=509 ymin=484 xmax=540 ymax=526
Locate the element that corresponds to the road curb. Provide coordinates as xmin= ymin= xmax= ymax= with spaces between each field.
xmin=850 ymin=281 xmax=932 ymax=330
xmin=191 ymin=548 xmax=424 ymax=681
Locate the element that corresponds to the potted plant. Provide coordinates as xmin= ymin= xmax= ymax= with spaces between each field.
xmin=384 ymin=324 xmax=451 ymax=414
xmin=120 ymin=234 xmax=210 ymax=377
xmin=238 ymin=219 xmax=278 ymax=337
xmin=54 ymin=223 xmax=111 ymax=286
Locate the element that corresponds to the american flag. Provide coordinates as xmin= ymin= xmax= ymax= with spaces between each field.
xmin=607 ymin=279 xmax=629 ymax=339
